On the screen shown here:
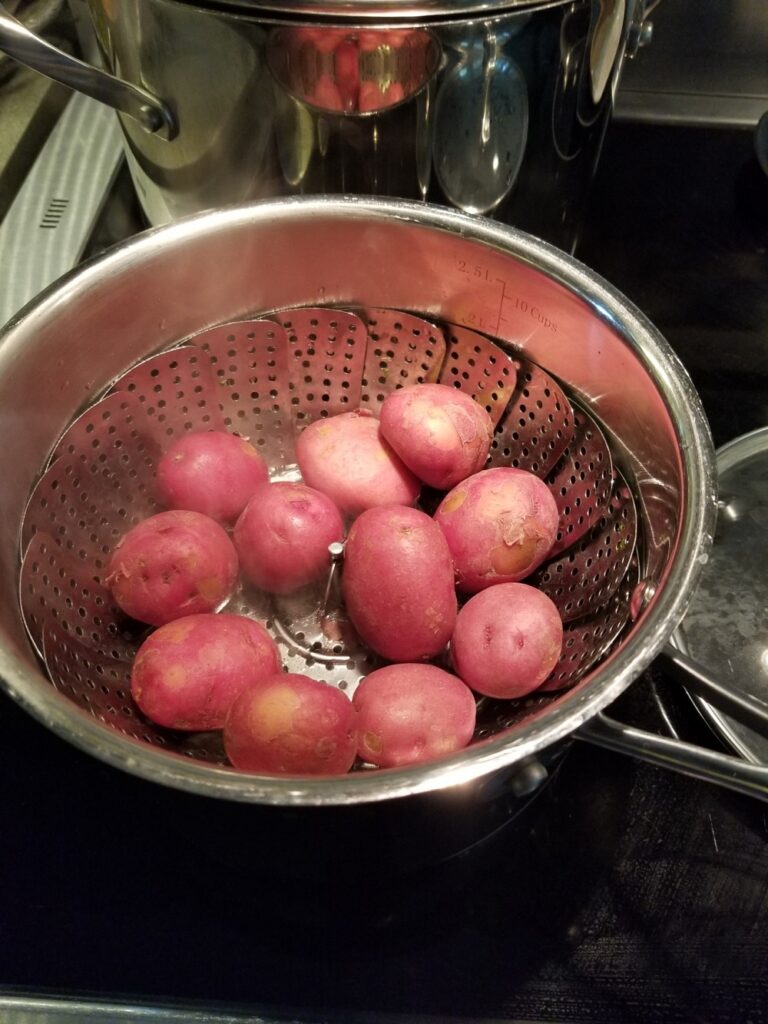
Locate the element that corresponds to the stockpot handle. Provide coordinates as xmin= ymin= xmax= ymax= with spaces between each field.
xmin=578 ymin=643 xmax=768 ymax=802
xmin=0 ymin=3 xmax=175 ymax=140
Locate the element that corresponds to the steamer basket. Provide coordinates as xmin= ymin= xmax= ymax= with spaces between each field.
xmin=0 ymin=197 xmax=716 ymax=805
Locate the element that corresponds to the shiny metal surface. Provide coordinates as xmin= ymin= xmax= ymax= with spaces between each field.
xmin=198 ymin=0 xmax=564 ymax=20
xmin=487 ymin=357 xmax=574 ymax=476
xmin=675 ymin=427 xmax=768 ymax=765
xmin=533 ymin=469 xmax=637 ymax=621
xmin=18 ymin=301 xmax=636 ymax=758
xmin=660 ymin=645 xmax=768 ymax=740
xmin=544 ymin=405 xmax=613 ymax=556
xmin=0 ymin=2 xmax=175 ymax=137
xmin=580 ymin=711 xmax=768 ymax=800
xmin=0 ymin=197 xmax=715 ymax=804
xmin=433 ymin=22 xmax=529 ymax=215
xmin=0 ymin=0 xmax=64 ymax=80
xmin=0 ymin=993 xmax=287 ymax=1023
xmin=0 ymin=0 xmax=641 ymax=246
xmin=267 ymin=25 xmax=440 ymax=115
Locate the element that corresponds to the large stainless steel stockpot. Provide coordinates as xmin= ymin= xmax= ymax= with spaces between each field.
xmin=0 ymin=0 xmax=650 ymax=248
xmin=0 ymin=196 xmax=724 ymax=819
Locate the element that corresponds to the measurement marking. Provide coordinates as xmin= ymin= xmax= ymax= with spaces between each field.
xmin=708 ymin=812 xmax=720 ymax=853
xmin=495 ymin=278 xmax=507 ymax=335
xmin=39 ymin=197 xmax=70 ymax=229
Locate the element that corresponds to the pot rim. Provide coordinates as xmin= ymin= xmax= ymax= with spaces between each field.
xmin=171 ymin=0 xmax=567 ymax=25
xmin=0 ymin=195 xmax=717 ymax=805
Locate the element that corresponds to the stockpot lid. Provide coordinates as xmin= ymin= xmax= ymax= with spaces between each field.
xmin=186 ymin=0 xmax=569 ymax=23
xmin=674 ymin=427 xmax=768 ymax=765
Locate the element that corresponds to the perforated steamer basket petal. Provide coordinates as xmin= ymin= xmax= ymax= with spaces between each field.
xmin=16 ymin=308 xmax=645 ymax=760
xmin=0 ymin=198 xmax=715 ymax=805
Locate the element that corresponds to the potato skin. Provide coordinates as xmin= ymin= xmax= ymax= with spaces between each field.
xmin=451 ymin=583 xmax=563 ymax=699
xmin=157 ymin=431 xmax=268 ymax=524
xmin=342 ymin=505 xmax=457 ymax=661
xmin=131 ymin=613 xmax=280 ymax=730
xmin=379 ymin=383 xmax=493 ymax=490
xmin=296 ymin=410 xmax=420 ymax=517
xmin=353 ymin=664 xmax=476 ymax=767
xmin=434 ymin=467 xmax=559 ymax=593
xmin=107 ymin=510 xmax=239 ymax=626
xmin=234 ymin=482 xmax=344 ymax=593
xmin=224 ymin=673 xmax=357 ymax=775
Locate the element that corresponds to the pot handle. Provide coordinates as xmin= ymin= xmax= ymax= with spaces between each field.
xmin=579 ymin=635 xmax=768 ymax=800
xmin=578 ymin=714 xmax=768 ymax=802
xmin=0 ymin=4 xmax=175 ymax=140
xmin=658 ymin=644 xmax=768 ymax=738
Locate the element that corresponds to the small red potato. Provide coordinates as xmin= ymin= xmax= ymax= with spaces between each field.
xmin=451 ymin=583 xmax=563 ymax=699
xmin=224 ymin=673 xmax=357 ymax=775
xmin=131 ymin=613 xmax=280 ymax=731
xmin=435 ymin=467 xmax=559 ymax=593
xmin=353 ymin=664 xmax=476 ymax=768
xmin=296 ymin=409 xmax=420 ymax=517
xmin=380 ymin=383 xmax=493 ymax=490
xmin=234 ymin=482 xmax=344 ymax=594
xmin=342 ymin=505 xmax=457 ymax=662
xmin=156 ymin=430 xmax=268 ymax=524
xmin=107 ymin=510 xmax=238 ymax=626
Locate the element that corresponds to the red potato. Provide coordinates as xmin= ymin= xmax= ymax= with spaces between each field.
xmin=296 ymin=409 xmax=420 ymax=518
xmin=353 ymin=664 xmax=476 ymax=768
xmin=451 ymin=583 xmax=563 ymax=699
xmin=234 ymin=482 xmax=344 ymax=594
xmin=224 ymin=673 xmax=357 ymax=775
xmin=379 ymin=383 xmax=493 ymax=490
xmin=131 ymin=614 xmax=280 ymax=731
xmin=342 ymin=505 xmax=456 ymax=661
xmin=156 ymin=430 xmax=268 ymax=524
xmin=107 ymin=510 xmax=238 ymax=626
xmin=435 ymin=467 xmax=559 ymax=593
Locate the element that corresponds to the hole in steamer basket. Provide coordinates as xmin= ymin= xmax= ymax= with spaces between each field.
xmin=18 ymin=305 xmax=644 ymax=771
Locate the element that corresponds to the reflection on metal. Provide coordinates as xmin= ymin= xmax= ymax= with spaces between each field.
xmin=1 ymin=0 xmax=648 ymax=249
xmin=589 ymin=0 xmax=626 ymax=104
xmin=0 ymin=993 xmax=292 ymax=1023
xmin=434 ymin=24 xmax=529 ymax=215
xmin=0 ymin=3 xmax=175 ymax=137
xmin=267 ymin=26 xmax=440 ymax=116
xmin=674 ymin=427 xmax=768 ymax=766
xmin=580 ymin=710 xmax=768 ymax=801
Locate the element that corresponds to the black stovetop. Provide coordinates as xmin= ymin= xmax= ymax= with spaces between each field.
xmin=0 ymin=122 xmax=767 ymax=1023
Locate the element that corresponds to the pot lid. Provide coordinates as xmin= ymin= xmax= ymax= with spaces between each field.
xmin=192 ymin=0 xmax=566 ymax=23
xmin=674 ymin=426 xmax=768 ymax=765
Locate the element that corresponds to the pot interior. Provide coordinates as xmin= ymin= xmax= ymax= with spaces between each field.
xmin=0 ymin=198 xmax=715 ymax=803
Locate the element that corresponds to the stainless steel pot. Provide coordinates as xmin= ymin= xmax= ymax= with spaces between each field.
xmin=0 ymin=197 xmax=734 ymax=823
xmin=0 ymin=0 xmax=651 ymax=248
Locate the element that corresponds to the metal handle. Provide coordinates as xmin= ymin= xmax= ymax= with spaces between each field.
xmin=0 ymin=3 xmax=175 ymax=140
xmin=659 ymin=644 xmax=768 ymax=738
xmin=579 ymin=713 xmax=768 ymax=801
xmin=579 ymin=631 xmax=768 ymax=801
